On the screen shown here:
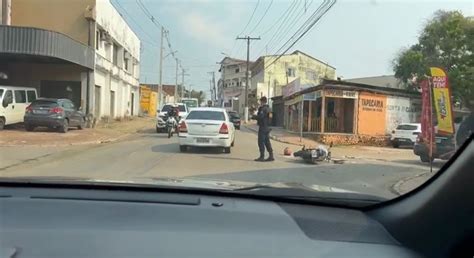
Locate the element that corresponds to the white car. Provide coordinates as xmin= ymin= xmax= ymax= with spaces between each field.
xmin=390 ymin=123 xmax=421 ymax=148
xmin=178 ymin=107 xmax=235 ymax=153
xmin=0 ymin=86 xmax=38 ymax=130
xmin=156 ymin=103 xmax=188 ymax=133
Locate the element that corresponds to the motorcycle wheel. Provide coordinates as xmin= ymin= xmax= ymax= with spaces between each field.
xmin=167 ymin=127 xmax=172 ymax=138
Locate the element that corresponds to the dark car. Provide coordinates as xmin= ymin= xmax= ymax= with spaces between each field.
xmin=414 ymin=134 xmax=455 ymax=162
xmin=228 ymin=111 xmax=241 ymax=130
xmin=24 ymin=98 xmax=85 ymax=133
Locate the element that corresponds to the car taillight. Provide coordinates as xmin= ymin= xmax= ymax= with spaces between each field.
xmin=50 ymin=107 xmax=63 ymax=114
xmin=25 ymin=105 xmax=33 ymax=113
xmin=219 ymin=123 xmax=229 ymax=134
xmin=179 ymin=121 xmax=187 ymax=133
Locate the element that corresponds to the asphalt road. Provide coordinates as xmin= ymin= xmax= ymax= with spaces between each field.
xmin=0 ymin=127 xmax=437 ymax=199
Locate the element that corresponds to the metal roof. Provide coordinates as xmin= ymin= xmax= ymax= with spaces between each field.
xmin=0 ymin=25 xmax=94 ymax=69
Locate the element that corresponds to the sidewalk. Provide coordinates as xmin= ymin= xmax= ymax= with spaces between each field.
xmin=392 ymin=172 xmax=432 ymax=195
xmin=243 ymin=123 xmax=417 ymax=162
xmin=0 ymin=116 xmax=154 ymax=147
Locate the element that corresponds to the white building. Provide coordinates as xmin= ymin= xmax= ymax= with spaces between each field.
xmin=217 ymin=57 xmax=252 ymax=114
xmin=93 ymin=0 xmax=140 ymax=118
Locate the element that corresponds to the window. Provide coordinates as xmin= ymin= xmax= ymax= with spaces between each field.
xmin=113 ymin=43 xmax=119 ymax=65
xmin=287 ymin=68 xmax=296 ymax=77
xmin=96 ymin=31 xmax=100 ymax=50
xmin=235 ymin=68 xmax=240 ymax=73
xmin=124 ymin=51 xmax=129 ymax=71
xmin=27 ymin=90 xmax=36 ymax=102
xmin=306 ymin=70 xmax=317 ymax=80
xmin=396 ymin=124 xmax=418 ymax=130
xmin=14 ymin=90 xmax=26 ymax=103
xmin=2 ymin=90 xmax=13 ymax=107
xmin=186 ymin=111 xmax=225 ymax=121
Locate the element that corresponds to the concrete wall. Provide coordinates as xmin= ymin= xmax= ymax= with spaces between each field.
xmin=1 ymin=0 xmax=12 ymax=25
xmin=357 ymin=92 xmax=387 ymax=136
xmin=93 ymin=0 xmax=140 ymax=118
xmin=11 ymin=0 xmax=95 ymax=45
xmin=252 ymin=52 xmax=336 ymax=98
xmin=385 ymin=96 xmax=421 ymax=133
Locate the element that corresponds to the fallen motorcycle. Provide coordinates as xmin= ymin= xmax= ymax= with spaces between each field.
xmin=293 ymin=144 xmax=332 ymax=164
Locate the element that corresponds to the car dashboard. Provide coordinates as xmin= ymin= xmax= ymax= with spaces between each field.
xmin=0 ymin=186 xmax=421 ymax=258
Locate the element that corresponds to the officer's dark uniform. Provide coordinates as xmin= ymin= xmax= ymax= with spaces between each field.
xmin=254 ymin=102 xmax=274 ymax=161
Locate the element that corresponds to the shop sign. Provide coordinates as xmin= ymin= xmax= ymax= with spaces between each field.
xmin=324 ymin=89 xmax=358 ymax=99
xmin=284 ymin=95 xmax=303 ymax=106
xmin=361 ymin=98 xmax=384 ymax=112
xmin=282 ymin=78 xmax=301 ymax=97
xmin=303 ymin=90 xmax=321 ymax=100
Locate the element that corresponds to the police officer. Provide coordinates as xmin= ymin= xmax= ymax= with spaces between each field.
xmin=253 ymin=96 xmax=274 ymax=162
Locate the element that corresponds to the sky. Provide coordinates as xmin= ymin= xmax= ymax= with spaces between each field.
xmin=113 ymin=0 xmax=473 ymax=97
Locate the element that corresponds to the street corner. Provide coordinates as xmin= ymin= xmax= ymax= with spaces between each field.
xmin=392 ymin=172 xmax=433 ymax=195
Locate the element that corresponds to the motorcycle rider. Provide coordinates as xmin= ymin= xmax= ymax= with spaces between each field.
xmin=167 ymin=104 xmax=179 ymax=129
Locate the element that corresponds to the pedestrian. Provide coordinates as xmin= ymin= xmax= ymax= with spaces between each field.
xmin=252 ymin=96 xmax=274 ymax=162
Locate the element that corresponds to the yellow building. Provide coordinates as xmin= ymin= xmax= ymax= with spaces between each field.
xmin=250 ymin=50 xmax=336 ymax=104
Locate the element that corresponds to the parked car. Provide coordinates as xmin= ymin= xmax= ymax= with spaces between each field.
xmin=227 ymin=111 xmax=241 ymax=130
xmin=156 ymin=103 xmax=188 ymax=133
xmin=178 ymin=107 xmax=235 ymax=153
xmin=24 ymin=98 xmax=85 ymax=133
xmin=0 ymin=86 xmax=38 ymax=130
xmin=390 ymin=123 xmax=421 ymax=148
xmin=413 ymin=134 xmax=455 ymax=162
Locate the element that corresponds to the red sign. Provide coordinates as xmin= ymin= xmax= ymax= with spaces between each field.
xmin=420 ymin=80 xmax=434 ymax=146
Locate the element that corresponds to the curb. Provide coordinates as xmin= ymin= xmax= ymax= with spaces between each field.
xmin=391 ymin=172 xmax=431 ymax=195
xmin=243 ymin=125 xmax=312 ymax=147
xmin=0 ymin=125 xmax=149 ymax=148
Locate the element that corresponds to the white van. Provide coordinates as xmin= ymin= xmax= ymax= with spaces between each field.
xmin=0 ymin=86 xmax=38 ymax=129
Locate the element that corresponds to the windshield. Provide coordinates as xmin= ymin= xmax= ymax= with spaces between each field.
xmin=186 ymin=111 xmax=225 ymax=121
xmin=396 ymin=124 xmax=418 ymax=130
xmin=0 ymin=89 xmax=3 ymax=98
xmin=178 ymin=105 xmax=186 ymax=112
xmin=1 ymin=0 xmax=472 ymax=207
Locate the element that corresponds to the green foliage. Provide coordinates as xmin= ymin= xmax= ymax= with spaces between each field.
xmin=393 ymin=10 xmax=473 ymax=107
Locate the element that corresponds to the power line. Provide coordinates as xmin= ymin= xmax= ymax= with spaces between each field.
xmin=264 ymin=0 xmax=336 ymax=69
xmin=112 ymin=0 xmax=157 ymax=46
xmin=259 ymin=0 xmax=297 ymax=37
xmin=256 ymin=0 xmax=301 ymax=56
xmin=266 ymin=0 xmax=315 ymax=55
xmin=230 ymin=0 xmax=261 ymax=57
xmin=247 ymin=0 xmax=274 ymax=35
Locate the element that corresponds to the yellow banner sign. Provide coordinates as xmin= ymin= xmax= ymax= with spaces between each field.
xmin=430 ymin=67 xmax=454 ymax=135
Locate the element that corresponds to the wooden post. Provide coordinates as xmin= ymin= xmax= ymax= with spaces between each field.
xmin=321 ymin=94 xmax=326 ymax=133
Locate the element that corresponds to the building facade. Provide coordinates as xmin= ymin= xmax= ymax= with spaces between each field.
xmin=1 ymin=0 xmax=140 ymax=122
xmin=250 ymin=50 xmax=336 ymax=106
xmin=217 ymin=57 xmax=251 ymax=114
xmin=281 ymin=79 xmax=421 ymax=145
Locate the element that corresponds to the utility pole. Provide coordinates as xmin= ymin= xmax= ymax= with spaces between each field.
xmin=207 ymin=71 xmax=216 ymax=102
xmin=181 ymin=68 xmax=189 ymax=99
xmin=175 ymin=58 xmax=179 ymax=101
xmin=237 ymin=36 xmax=260 ymax=122
xmin=158 ymin=26 xmax=165 ymax=109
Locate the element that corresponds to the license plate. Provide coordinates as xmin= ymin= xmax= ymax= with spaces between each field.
xmin=33 ymin=110 xmax=48 ymax=114
xmin=435 ymin=138 xmax=443 ymax=144
xmin=197 ymin=138 xmax=210 ymax=143
xmin=398 ymin=139 xmax=408 ymax=142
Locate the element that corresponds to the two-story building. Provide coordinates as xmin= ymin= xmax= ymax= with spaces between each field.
xmin=0 ymin=0 xmax=140 ymax=122
xmin=217 ymin=57 xmax=252 ymax=114
xmin=250 ymin=50 xmax=336 ymax=106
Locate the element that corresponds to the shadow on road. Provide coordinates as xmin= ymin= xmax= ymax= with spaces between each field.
xmin=391 ymin=159 xmax=446 ymax=169
xmin=151 ymin=143 xmax=181 ymax=153
xmin=202 ymin=156 xmax=251 ymax=162
xmin=137 ymin=128 xmax=156 ymax=134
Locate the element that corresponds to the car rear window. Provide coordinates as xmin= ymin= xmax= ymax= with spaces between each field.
xmin=178 ymin=105 xmax=186 ymax=112
xmin=229 ymin=112 xmax=240 ymax=118
xmin=31 ymin=100 xmax=58 ymax=107
xmin=186 ymin=111 xmax=225 ymax=121
xmin=396 ymin=124 xmax=418 ymax=130
xmin=161 ymin=105 xmax=172 ymax=112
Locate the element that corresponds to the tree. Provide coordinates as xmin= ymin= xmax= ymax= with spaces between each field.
xmin=393 ymin=10 xmax=474 ymax=108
